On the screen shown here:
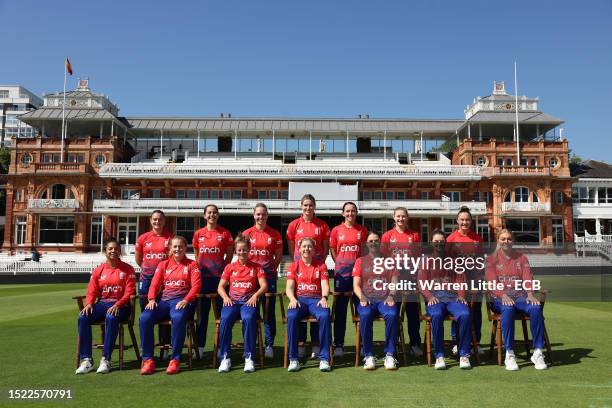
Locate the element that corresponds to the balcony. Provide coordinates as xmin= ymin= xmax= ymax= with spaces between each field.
xmin=481 ymin=166 xmax=551 ymax=177
xmin=16 ymin=163 xmax=93 ymax=175
xmin=93 ymin=199 xmax=487 ymax=216
xmin=99 ymin=161 xmax=481 ymax=180
xmin=27 ymin=199 xmax=80 ymax=212
xmin=501 ymin=202 xmax=551 ymax=213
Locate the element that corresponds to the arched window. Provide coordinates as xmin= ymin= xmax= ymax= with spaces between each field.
xmin=41 ymin=184 xmax=75 ymax=200
xmin=515 ymin=187 xmax=530 ymax=203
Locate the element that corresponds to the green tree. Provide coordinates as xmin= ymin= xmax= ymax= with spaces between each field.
xmin=0 ymin=146 xmax=10 ymax=174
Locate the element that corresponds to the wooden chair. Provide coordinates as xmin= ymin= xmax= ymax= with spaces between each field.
xmin=485 ymin=290 xmax=554 ymax=366
xmin=73 ymin=295 xmax=140 ymax=370
xmin=279 ymin=293 xmax=335 ymax=368
xmin=350 ymin=293 xmax=408 ymax=368
xmin=139 ymin=294 xmax=200 ymax=368
xmin=418 ymin=295 xmax=481 ymax=367
xmin=210 ymin=293 xmax=265 ymax=369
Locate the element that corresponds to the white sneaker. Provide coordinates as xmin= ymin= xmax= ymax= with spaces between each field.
xmin=96 ymin=357 xmax=111 ymax=374
xmin=477 ymin=345 xmax=484 ymax=355
xmin=451 ymin=345 xmax=458 ymax=356
xmin=531 ymin=349 xmax=548 ymax=370
xmin=244 ymin=357 xmax=255 ymax=373
xmin=288 ymin=360 xmax=301 ymax=372
xmin=218 ymin=357 xmax=231 ymax=373
xmin=298 ymin=346 xmax=305 ymax=359
xmin=434 ymin=357 xmax=446 ymax=370
xmin=363 ymin=356 xmax=376 ymax=370
xmin=334 ymin=346 xmax=344 ymax=358
xmin=319 ymin=359 xmax=331 ymax=372
xmin=459 ymin=356 xmax=471 ymax=369
xmin=265 ymin=346 xmax=274 ymax=359
xmin=505 ymin=351 xmax=519 ymax=371
xmin=410 ymin=345 xmax=423 ymax=357
xmin=311 ymin=345 xmax=320 ymax=359
xmin=75 ymin=359 xmax=93 ymax=375
xmin=384 ymin=355 xmax=398 ymax=370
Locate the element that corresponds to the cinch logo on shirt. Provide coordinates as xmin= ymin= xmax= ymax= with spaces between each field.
xmin=298 ymin=283 xmax=318 ymax=291
xmin=200 ymin=247 xmax=221 ymax=254
xmin=145 ymin=253 xmax=167 ymax=260
xmin=102 ymin=285 xmax=121 ymax=294
xmin=232 ymin=281 xmax=253 ymax=289
xmin=340 ymin=244 xmax=359 ymax=253
xmin=250 ymin=248 xmax=269 ymax=256
xmin=165 ymin=279 xmax=186 ymax=287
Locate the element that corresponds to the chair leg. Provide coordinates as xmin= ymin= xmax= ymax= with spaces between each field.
xmin=471 ymin=328 xmax=480 ymax=365
xmin=283 ymin=325 xmax=289 ymax=369
xmin=257 ymin=321 xmax=264 ymax=369
xmin=75 ymin=334 xmax=81 ymax=369
xmin=521 ymin=320 xmax=530 ymax=358
xmin=543 ymin=323 xmax=553 ymax=366
xmin=425 ymin=321 xmax=432 ymax=367
xmin=489 ymin=320 xmax=496 ymax=359
xmin=191 ymin=323 xmax=201 ymax=360
xmin=119 ymin=326 xmax=124 ymax=371
xmin=212 ymin=323 xmax=219 ymax=369
xmin=128 ymin=324 xmax=141 ymax=363
xmin=398 ymin=323 xmax=407 ymax=366
xmin=187 ymin=323 xmax=193 ymax=369
xmin=330 ymin=345 xmax=334 ymax=367
xmin=354 ymin=322 xmax=361 ymax=368
xmin=496 ymin=319 xmax=502 ymax=366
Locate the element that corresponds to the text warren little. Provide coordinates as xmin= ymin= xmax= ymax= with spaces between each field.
xmin=372 ymin=279 xmax=542 ymax=291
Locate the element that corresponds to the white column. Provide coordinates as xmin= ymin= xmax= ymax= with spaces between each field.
xmin=197 ymin=130 xmax=201 ymax=158
xmin=596 ymin=218 xmax=602 ymax=236
xmin=160 ymin=130 xmax=163 ymax=159
xmin=234 ymin=130 xmax=238 ymax=159
xmin=309 ymin=130 xmax=312 ymax=160
xmin=272 ymin=129 xmax=275 ymax=156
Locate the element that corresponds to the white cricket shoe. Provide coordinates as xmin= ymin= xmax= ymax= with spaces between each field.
xmin=531 ymin=349 xmax=548 ymax=370
xmin=319 ymin=359 xmax=331 ymax=372
xmin=451 ymin=345 xmax=458 ymax=356
xmin=265 ymin=346 xmax=274 ymax=359
xmin=311 ymin=345 xmax=320 ymax=359
xmin=218 ymin=357 xmax=231 ymax=373
xmin=288 ymin=360 xmax=301 ymax=372
xmin=75 ymin=359 xmax=94 ymax=375
xmin=334 ymin=346 xmax=344 ymax=358
xmin=505 ymin=351 xmax=519 ymax=371
xmin=244 ymin=357 xmax=255 ymax=373
xmin=96 ymin=357 xmax=111 ymax=374
xmin=363 ymin=356 xmax=376 ymax=370
xmin=459 ymin=356 xmax=471 ymax=369
xmin=434 ymin=357 xmax=446 ymax=370
xmin=384 ymin=355 xmax=398 ymax=370
xmin=410 ymin=345 xmax=423 ymax=357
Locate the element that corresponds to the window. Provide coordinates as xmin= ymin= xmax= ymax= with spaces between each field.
xmin=530 ymin=158 xmax=537 ymax=166
xmin=548 ymin=157 xmax=558 ymax=168
xmin=43 ymin=153 xmax=60 ymax=163
xmin=90 ymin=189 xmax=108 ymax=200
xmin=442 ymin=217 xmax=455 ymax=234
xmin=176 ymin=190 xmax=197 ymax=199
xmin=223 ymin=190 xmax=231 ymax=199
xmin=90 ymin=216 xmax=103 ymax=245
xmin=199 ymin=190 xmax=209 ymax=199
xmin=420 ymin=218 xmax=429 ymax=243
xmin=281 ymin=190 xmax=288 ymax=200
xmin=421 ymin=191 xmax=429 ymax=200
xmin=444 ymin=191 xmax=461 ymax=202
xmin=363 ymin=218 xmax=383 ymax=235
xmin=504 ymin=218 xmax=540 ymax=245
xmin=396 ymin=191 xmax=406 ymax=200
xmin=474 ymin=192 xmax=480 ymax=202
xmin=482 ymin=191 xmax=490 ymax=204
xmin=552 ymin=218 xmax=564 ymax=246
xmin=476 ymin=157 xmax=486 ymax=167
xmin=95 ymin=154 xmax=106 ymax=166
xmin=121 ymin=189 xmax=139 ymax=200
xmin=362 ymin=191 xmax=372 ymax=200
xmin=269 ymin=190 xmax=278 ymax=199
xmin=515 ymin=187 xmax=530 ymax=203
xmin=15 ymin=189 xmax=24 ymax=201
xmin=598 ymin=187 xmax=612 ymax=204
xmin=497 ymin=157 xmax=504 ymax=166
xmin=476 ymin=218 xmax=491 ymax=243
xmin=20 ymin=154 xmax=32 ymax=165
xmin=232 ymin=190 xmax=242 ymax=199
xmin=39 ymin=216 xmax=74 ymax=244
xmin=0 ymin=90 xmax=9 ymax=98
xmin=572 ymin=187 xmax=596 ymax=204
xmin=176 ymin=217 xmax=197 ymax=245
xmin=210 ymin=190 xmax=219 ymax=199
xmin=258 ymin=191 xmax=267 ymax=200
xmin=374 ymin=191 xmax=383 ymax=200
xmin=520 ymin=158 xmax=527 ymax=166
xmin=66 ymin=153 xmax=84 ymax=163
xmin=41 ymin=184 xmax=74 ymax=200
xmin=117 ymin=217 xmax=137 ymax=248
xmin=15 ymin=216 xmax=26 ymax=245
xmin=150 ymin=189 xmax=161 ymax=199
xmin=505 ymin=158 xmax=513 ymax=166
xmin=386 ymin=192 xmax=394 ymax=200
xmin=555 ymin=191 xmax=564 ymax=205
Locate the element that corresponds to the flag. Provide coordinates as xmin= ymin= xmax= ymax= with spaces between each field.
xmin=65 ymin=58 xmax=73 ymax=76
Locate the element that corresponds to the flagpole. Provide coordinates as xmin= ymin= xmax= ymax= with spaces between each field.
xmin=61 ymin=59 xmax=67 ymax=163
xmin=514 ymin=61 xmax=520 ymax=166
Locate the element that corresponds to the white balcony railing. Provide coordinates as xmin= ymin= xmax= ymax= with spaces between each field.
xmin=99 ymin=162 xmax=481 ymax=180
xmin=501 ymin=202 xmax=551 ymax=213
xmin=93 ymin=199 xmax=487 ymax=216
xmin=27 ymin=199 xmax=79 ymax=211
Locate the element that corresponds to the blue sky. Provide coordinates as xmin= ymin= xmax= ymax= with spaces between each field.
xmin=1 ymin=0 xmax=611 ymax=160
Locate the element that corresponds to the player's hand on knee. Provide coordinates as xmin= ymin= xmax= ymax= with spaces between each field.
xmin=81 ymin=304 xmax=93 ymax=315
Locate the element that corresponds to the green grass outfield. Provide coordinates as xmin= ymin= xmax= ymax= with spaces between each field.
xmin=0 ymin=281 xmax=611 ymax=408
